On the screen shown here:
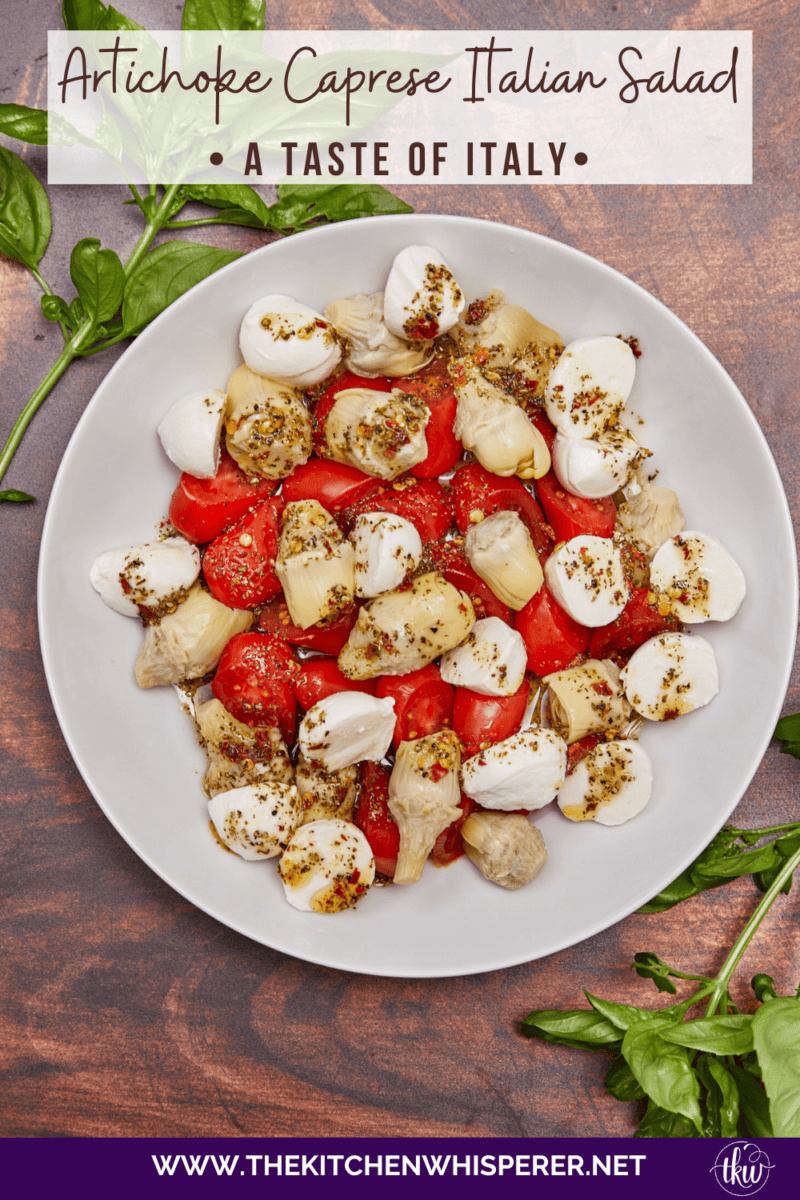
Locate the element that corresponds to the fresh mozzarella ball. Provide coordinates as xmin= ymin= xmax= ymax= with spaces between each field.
xmin=239 ymin=295 xmax=341 ymax=387
xmin=552 ymin=427 xmax=648 ymax=499
xmin=157 ymin=389 xmax=226 ymax=479
xmin=297 ymin=692 xmax=396 ymax=772
xmin=383 ymin=245 xmax=465 ymax=340
xmin=208 ymin=781 xmax=301 ymax=860
xmin=461 ymin=728 xmax=567 ymax=811
xmin=620 ymin=631 xmax=719 ymax=720
xmin=278 ymin=818 xmax=375 ymax=912
xmin=558 ymin=740 xmax=653 ymax=825
xmin=545 ymin=336 xmax=635 ymax=436
xmin=90 ymin=537 xmax=200 ymax=617
xmin=650 ymin=532 xmax=746 ymax=623
xmin=352 ymin=512 xmax=423 ymax=598
xmin=439 ymin=616 xmax=527 ymax=696
xmin=544 ymin=536 xmax=629 ymax=627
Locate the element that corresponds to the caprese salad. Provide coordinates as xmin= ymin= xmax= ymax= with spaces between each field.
xmin=90 ymin=243 xmax=746 ymax=915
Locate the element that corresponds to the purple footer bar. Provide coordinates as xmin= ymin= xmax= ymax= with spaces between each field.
xmin=1 ymin=1136 xmax=796 ymax=1198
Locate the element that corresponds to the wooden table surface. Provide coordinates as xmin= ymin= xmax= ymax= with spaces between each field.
xmin=2 ymin=0 xmax=799 ymax=1139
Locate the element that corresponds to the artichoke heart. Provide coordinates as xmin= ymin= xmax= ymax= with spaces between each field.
xmin=276 ymin=499 xmax=355 ymax=629
xmin=544 ymin=659 xmax=631 ymax=744
xmin=225 ymin=363 xmax=313 ymax=479
xmin=135 ymin=584 xmax=253 ymax=688
xmin=454 ymin=298 xmax=562 ymax=384
xmin=338 ymin=571 xmax=475 ymax=679
xmin=452 ymin=362 xmax=550 ymax=480
xmin=295 ymin=753 xmax=358 ymax=825
xmin=388 ymin=731 xmax=463 ymax=885
xmin=325 ymin=292 xmax=432 ymax=378
xmin=195 ymin=698 xmax=293 ymax=797
xmin=461 ymin=811 xmax=547 ymax=890
xmin=465 ymin=510 xmax=543 ymax=611
xmin=324 ymin=386 xmax=429 ymax=480
xmin=617 ymin=474 xmax=686 ymax=558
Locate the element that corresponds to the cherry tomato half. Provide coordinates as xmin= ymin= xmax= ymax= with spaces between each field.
xmin=168 ymin=447 xmax=278 ymax=544
xmin=392 ymin=357 xmax=462 ymax=479
xmin=344 ymin=476 xmax=453 ymax=542
xmin=536 ymin=470 xmax=616 ymax=542
xmin=212 ymin=631 xmax=298 ymax=741
xmin=513 ymin=585 xmax=591 ymax=676
xmin=452 ymin=677 xmax=530 ymax=759
xmin=282 ymin=459 xmax=383 ymax=514
xmin=451 ymin=462 xmax=553 ymax=555
xmin=293 ymin=658 xmax=377 ymax=711
xmin=355 ymin=761 xmax=399 ymax=878
xmin=375 ymin=664 xmax=455 ymax=749
xmin=431 ymin=793 xmax=475 ymax=867
xmin=588 ymin=587 xmax=681 ymax=662
xmin=257 ymin=596 xmax=358 ymax=656
xmin=203 ymin=497 xmax=283 ymax=609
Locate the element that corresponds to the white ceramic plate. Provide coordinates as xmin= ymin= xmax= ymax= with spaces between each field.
xmin=38 ymin=215 xmax=798 ymax=978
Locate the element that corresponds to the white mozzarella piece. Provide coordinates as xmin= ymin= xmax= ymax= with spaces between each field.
xmin=352 ymin=511 xmax=423 ymax=598
xmin=383 ymin=245 xmax=465 ymax=340
xmin=461 ymin=728 xmax=567 ymax=811
xmin=545 ymin=336 xmax=635 ymax=436
xmin=620 ymin=631 xmax=719 ymax=720
xmin=239 ymin=294 xmax=342 ymax=387
xmin=439 ymin=616 xmax=527 ymax=696
xmin=552 ymin=426 xmax=647 ymax=499
xmin=297 ymin=692 xmax=396 ymax=772
xmin=208 ymin=781 xmax=300 ymax=860
xmin=90 ymin=537 xmax=201 ymax=617
xmin=279 ymin=819 xmax=375 ymax=912
xmin=558 ymin=740 xmax=653 ymax=825
xmin=544 ymin=536 xmax=629 ymax=627
xmin=650 ymin=531 xmax=746 ymax=623
xmin=157 ymin=389 xmax=226 ymax=479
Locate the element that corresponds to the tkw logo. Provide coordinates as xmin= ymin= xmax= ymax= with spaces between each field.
xmin=710 ymin=1142 xmax=775 ymax=1197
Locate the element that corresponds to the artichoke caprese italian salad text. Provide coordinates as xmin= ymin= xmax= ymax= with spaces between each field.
xmin=91 ymin=244 xmax=746 ymax=914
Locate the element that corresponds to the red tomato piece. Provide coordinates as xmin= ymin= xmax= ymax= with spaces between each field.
xmin=391 ymin=357 xmax=462 ymax=479
xmin=424 ymin=540 xmax=509 ymax=624
xmin=431 ymin=793 xmax=475 ymax=867
xmin=451 ymin=462 xmax=553 ymax=555
xmin=375 ymin=664 xmax=455 ymax=749
xmin=452 ymin=677 xmax=530 ymax=759
xmin=212 ymin=631 xmax=298 ymax=741
xmin=355 ymin=761 xmax=399 ymax=878
xmin=293 ymin=658 xmax=377 ymax=711
xmin=513 ymin=584 xmax=591 ymax=676
xmin=257 ymin=596 xmax=357 ymax=656
xmin=566 ymin=733 xmax=604 ymax=774
xmin=312 ymin=370 xmax=393 ymax=454
xmin=168 ymin=447 xmax=278 ymax=544
xmin=588 ymin=587 xmax=681 ymax=661
xmin=530 ymin=408 xmax=557 ymax=453
xmin=203 ymin=497 xmax=282 ymax=609
xmin=344 ymin=476 xmax=453 ymax=542
xmin=281 ymin=458 xmax=383 ymax=514
xmin=536 ymin=469 xmax=616 ymax=542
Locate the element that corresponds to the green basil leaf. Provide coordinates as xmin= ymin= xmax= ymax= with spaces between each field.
xmin=181 ymin=0 xmax=266 ymax=31
xmin=270 ymin=182 xmax=413 ymax=233
xmin=777 ymin=741 xmax=800 ymax=759
xmin=0 ymin=146 xmax=51 ymax=270
xmin=621 ymin=1020 xmax=703 ymax=1132
xmin=696 ymin=1054 xmax=722 ymax=1138
xmin=41 ymin=295 xmax=70 ymax=324
xmin=521 ymin=1008 xmax=622 ymax=1050
xmin=62 ymin=0 xmax=142 ymax=31
xmin=585 ymin=992 xmax=661 ymax=1031
xmin=659 ymin=1014 xmax=754 ymax=1057
xmin=634 ymin=1102 xmax=699 ymax=1138
xmin=694 ymin=841 xmax=781 ymax=880
xmin=0 ymin=104 xmax=48 ymax=146
xmin=0 ymin=489 xmax=35 ymax=503
xmin=632 ymin=952 xmax=678 ymax=994
xmin=752 ymin=974 xmax=778 ymax=1003
xmin=752 ymin=996 xmax=800 ymax=1136
xmin=69 ymin=297 xmax=85 ymax=327
xmin=705 ymin=1057 xmax=740 ymax=1138
xmin=727 ymin=1064 xmax=773 ymax=1137
xmin=638 ymin=870 xmax=703 ymax=913
xmin=180 ymin=183 xmax=272 ymax=227
xmin=70 ymin=237 xmax=125 ymax=325
xmin=774 ymin=712 xmax=800 ymax=744
xmin=121 ymin=241 xmax=242 ymax=337
xmin=605 ymin=1054 xmax=645 ymax=1102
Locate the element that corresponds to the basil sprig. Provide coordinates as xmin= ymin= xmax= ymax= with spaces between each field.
xmin=0 ymin=0 xmax=412 ymax=501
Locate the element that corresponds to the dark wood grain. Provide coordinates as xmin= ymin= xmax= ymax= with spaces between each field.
xmin=1 ymin=0 xmax=798 ymax=1140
